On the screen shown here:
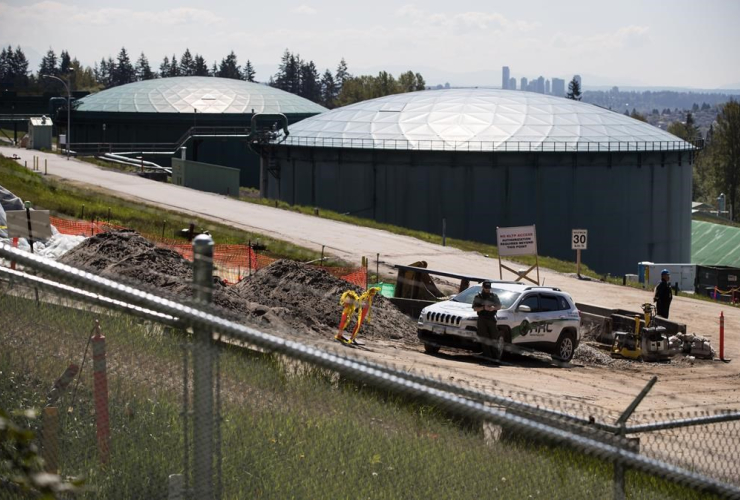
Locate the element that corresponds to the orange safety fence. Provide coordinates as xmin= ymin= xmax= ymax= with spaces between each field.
xmin=50 ymin=216 xmax=369 ymax=288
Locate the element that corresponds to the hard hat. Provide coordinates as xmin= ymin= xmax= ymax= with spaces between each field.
xmin=661 ymin=269 xmax=670 ymax=276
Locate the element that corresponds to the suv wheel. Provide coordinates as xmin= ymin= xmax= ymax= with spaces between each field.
xmin=552 ymin=331 xmax=576 ymax=363
xmin=491 ymin=329 xmax=507 ymax=361
xmin=423 ymin=343 xmax=441 ymax=355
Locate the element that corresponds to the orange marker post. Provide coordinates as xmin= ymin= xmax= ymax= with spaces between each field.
xmin=720 ymin=311 xmax=725 ymax=361
xmin=92 ymin=323 xmax=110 ymax=464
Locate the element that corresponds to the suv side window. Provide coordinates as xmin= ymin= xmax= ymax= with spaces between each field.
xmin=540 ymin=294 xmax=561 ymax=312
xmin=558 ymin=296 xmax=571 ymax=311
xmin=519 ymin=294 xmax=539 ymax=312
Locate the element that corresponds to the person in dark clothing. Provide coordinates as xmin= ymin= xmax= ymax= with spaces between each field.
xmin=654 ymin=269 xmax=673 ymax=318
xmin=472 ymin=281 xmax=502 ymax=359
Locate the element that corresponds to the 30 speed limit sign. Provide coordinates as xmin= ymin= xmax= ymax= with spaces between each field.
xmin=572 ymin=229 xmax=588 ymax=250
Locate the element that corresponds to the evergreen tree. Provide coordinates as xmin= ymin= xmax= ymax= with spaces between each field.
xmin=168 ymin=54 xmax=179 ymax=77
xmin=193 ymin=55 xmax=209 ymax=76
xmin=135 ymin=52 xmax=154 ymax=80
xmin=566 ymin=77 xmax=582 ymax=101
xmin=112 ymin=47 xmax=136 ymax=86
xmin=96 ymin=57 xmax=112 ymax=87
xmin=12 ymin=46 xmax=30 ymax=86
xmin=243 ymin=60 xmax=256 ymax=82
xmin=179 ymin=48 xmax=195 ymax=76
xmin=335 ymin=57 xmax=350 ymax=94
xmin=59 ymin=50 xmax=72 ymax=76
xmin=273 ymin=49 xmax=292 ymax=90
xmin=0 ymin=47 xmax=8 ymax=84
xmin=414 ymin=72 xmax=426 ymax=90
xmin=38 ymin=48 xmax=58 ymax=78
xmin=217 ymin=51 xmax=241 ymax=79
xmin=210 ymin=61 xmax=218 ymax=76
xmin=320 ymin=69 xmax=336 ymax=108
xmin=159 ymin=56 xmax=170 ymax=78
xmin=299 ymin=60 xmax=320 ymax=102
xmin=0 ymin=45 xmax=29 ymax=87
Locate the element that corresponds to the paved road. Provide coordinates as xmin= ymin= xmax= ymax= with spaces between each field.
xmin=3 ymin=147 xmax=739 ymax=414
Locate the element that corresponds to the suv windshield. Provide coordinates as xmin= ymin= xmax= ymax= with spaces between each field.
xmin=452 ymin=285 xmax=521 ymax=309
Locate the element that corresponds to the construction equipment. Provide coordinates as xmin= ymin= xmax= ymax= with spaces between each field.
xmin=611 ymin=303 xmax=673 ymax=362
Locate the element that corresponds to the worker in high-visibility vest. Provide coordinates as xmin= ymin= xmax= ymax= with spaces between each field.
xmin=349 ymin=287 xmax=380 ymax=343
xmin=335 ymin=290 xmax=359 ymax=342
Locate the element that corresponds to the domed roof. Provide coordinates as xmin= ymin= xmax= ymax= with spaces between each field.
xmin=74 ymin=76 xmax=327 ymax=115
xmin=284 ymin=88 xmax=694 ymax=152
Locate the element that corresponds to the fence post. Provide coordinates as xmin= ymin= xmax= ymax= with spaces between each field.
xmin=613 ymin=376 xmax=657 ymax=500
xmin=41 ymin=407 xmax=59 ymax=473
xmin=92 ymin=320 xmax=110 ymax=465
xmin=442 ymin=217 xmax=447 ymax=247
xmin=192 ymin=234 xmax=215 ymax=500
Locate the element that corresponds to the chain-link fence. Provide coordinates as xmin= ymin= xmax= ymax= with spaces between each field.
xmin=1 ymin=240 xmax=739 ymax=500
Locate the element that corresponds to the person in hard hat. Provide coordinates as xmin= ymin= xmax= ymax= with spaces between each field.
xmin=654 ymin=269 xmax=673 ymax=318
xmin=472 ymin=281 xmax=502 ymax=359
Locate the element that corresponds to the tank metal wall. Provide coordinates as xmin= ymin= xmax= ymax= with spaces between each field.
xmin=67 ymin=111 xmax=317 ymax=188
xmin=265 ymin=147 xmax=692 ymax=275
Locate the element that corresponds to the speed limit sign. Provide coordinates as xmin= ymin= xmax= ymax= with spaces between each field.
xmin=572 ymin=229 xmax=588 ymax=250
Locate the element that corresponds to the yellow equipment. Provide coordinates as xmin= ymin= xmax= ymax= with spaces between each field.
xmin=611 ymin=313 xmax=643 ymax=360
xmin=611 ymin=303 xmax=672 ymax=361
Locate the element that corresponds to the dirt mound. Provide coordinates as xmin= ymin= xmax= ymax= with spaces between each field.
xmin=235 ymin=260 xmax=416 ymax=341
xmin=61 ymin=230 xmax=193 ymax=289
xmin=59 ymin=231 xmax=285 ymax=328
xmin=59 ymin=231 xmax=414 ymax=341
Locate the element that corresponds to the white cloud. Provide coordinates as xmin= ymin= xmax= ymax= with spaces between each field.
xmin=551 ymin=25 xmax=650 ymax=52
xmin=396 ymin=5 xmax=540 ymax=34
xmin=291 ymin=5 xmax=317 ymax=16
xmin=0 ymin=2 xmax=223 ymax=27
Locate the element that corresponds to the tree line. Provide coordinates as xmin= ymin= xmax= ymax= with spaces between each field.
xmin=665 ymin=100 xmax=740 ymax=220
xmin=0 ymin=45 xmax=426 ymax=109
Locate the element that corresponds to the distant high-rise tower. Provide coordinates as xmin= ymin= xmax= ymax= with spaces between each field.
xmin=520 ymin=77 xmax=528 ymax=91
xmin=536 ymin=76 xmax=545 ymax=94
xmin=551 ymin=78 xmax=565 ymax=97
xmin=545 ymin=79 xmax=551 ymax=94
xmin=502 ymin=66 xmax=510 ymax=89
xmin=509 ymin=77 xmax=516 ymax=90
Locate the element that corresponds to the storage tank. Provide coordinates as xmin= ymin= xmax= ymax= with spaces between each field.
xmin=259 ymin=88 xmax=697 ymax=275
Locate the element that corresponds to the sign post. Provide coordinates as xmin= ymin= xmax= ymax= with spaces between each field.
xmin=496 ymin=225 xmax=540 ymax=285
xmin=6 ymin=206 xmax=53 ymax=252
xmin=571 ymin=229 xmax=588 ymax=278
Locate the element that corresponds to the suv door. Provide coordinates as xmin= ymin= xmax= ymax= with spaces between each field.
xmin=537 ymin=293 xmax=568 ymax=344
xmin=511 ymin=293 xmax=540 ymax=345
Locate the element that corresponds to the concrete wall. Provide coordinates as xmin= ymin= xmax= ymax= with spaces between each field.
xmin=171 ymin=158 xmax=240 ymax=196
xmin=264 ymin=147 xmax=693 ymax=275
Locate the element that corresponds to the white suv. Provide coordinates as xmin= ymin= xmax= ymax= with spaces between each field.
xmin=417 ymin=282 xmax=581 ymax=362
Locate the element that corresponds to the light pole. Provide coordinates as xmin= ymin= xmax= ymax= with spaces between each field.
xmin=42 ymin=74 xmax=71 ymax=160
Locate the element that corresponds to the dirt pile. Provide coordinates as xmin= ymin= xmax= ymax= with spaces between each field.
xmin=235 ymin=260 xmax=416 ymax=341
xmin=59 ymin=231 xmax=266 ymax=324
xmin=59 ymin=231 xmax=415 ymax=341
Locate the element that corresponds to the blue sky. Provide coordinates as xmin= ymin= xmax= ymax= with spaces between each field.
xmin=1 ymin=0 xmax=738 ymax=88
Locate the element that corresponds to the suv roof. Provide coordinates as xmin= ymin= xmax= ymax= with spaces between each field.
xmin=470 ymin=282 xmax=563 ymax=293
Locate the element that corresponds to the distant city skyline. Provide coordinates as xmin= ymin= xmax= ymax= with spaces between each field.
xmin=502 ymin=66 xmax=573 ymax=96
xmin=0 ymin=0 xmax=738 ymax=89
